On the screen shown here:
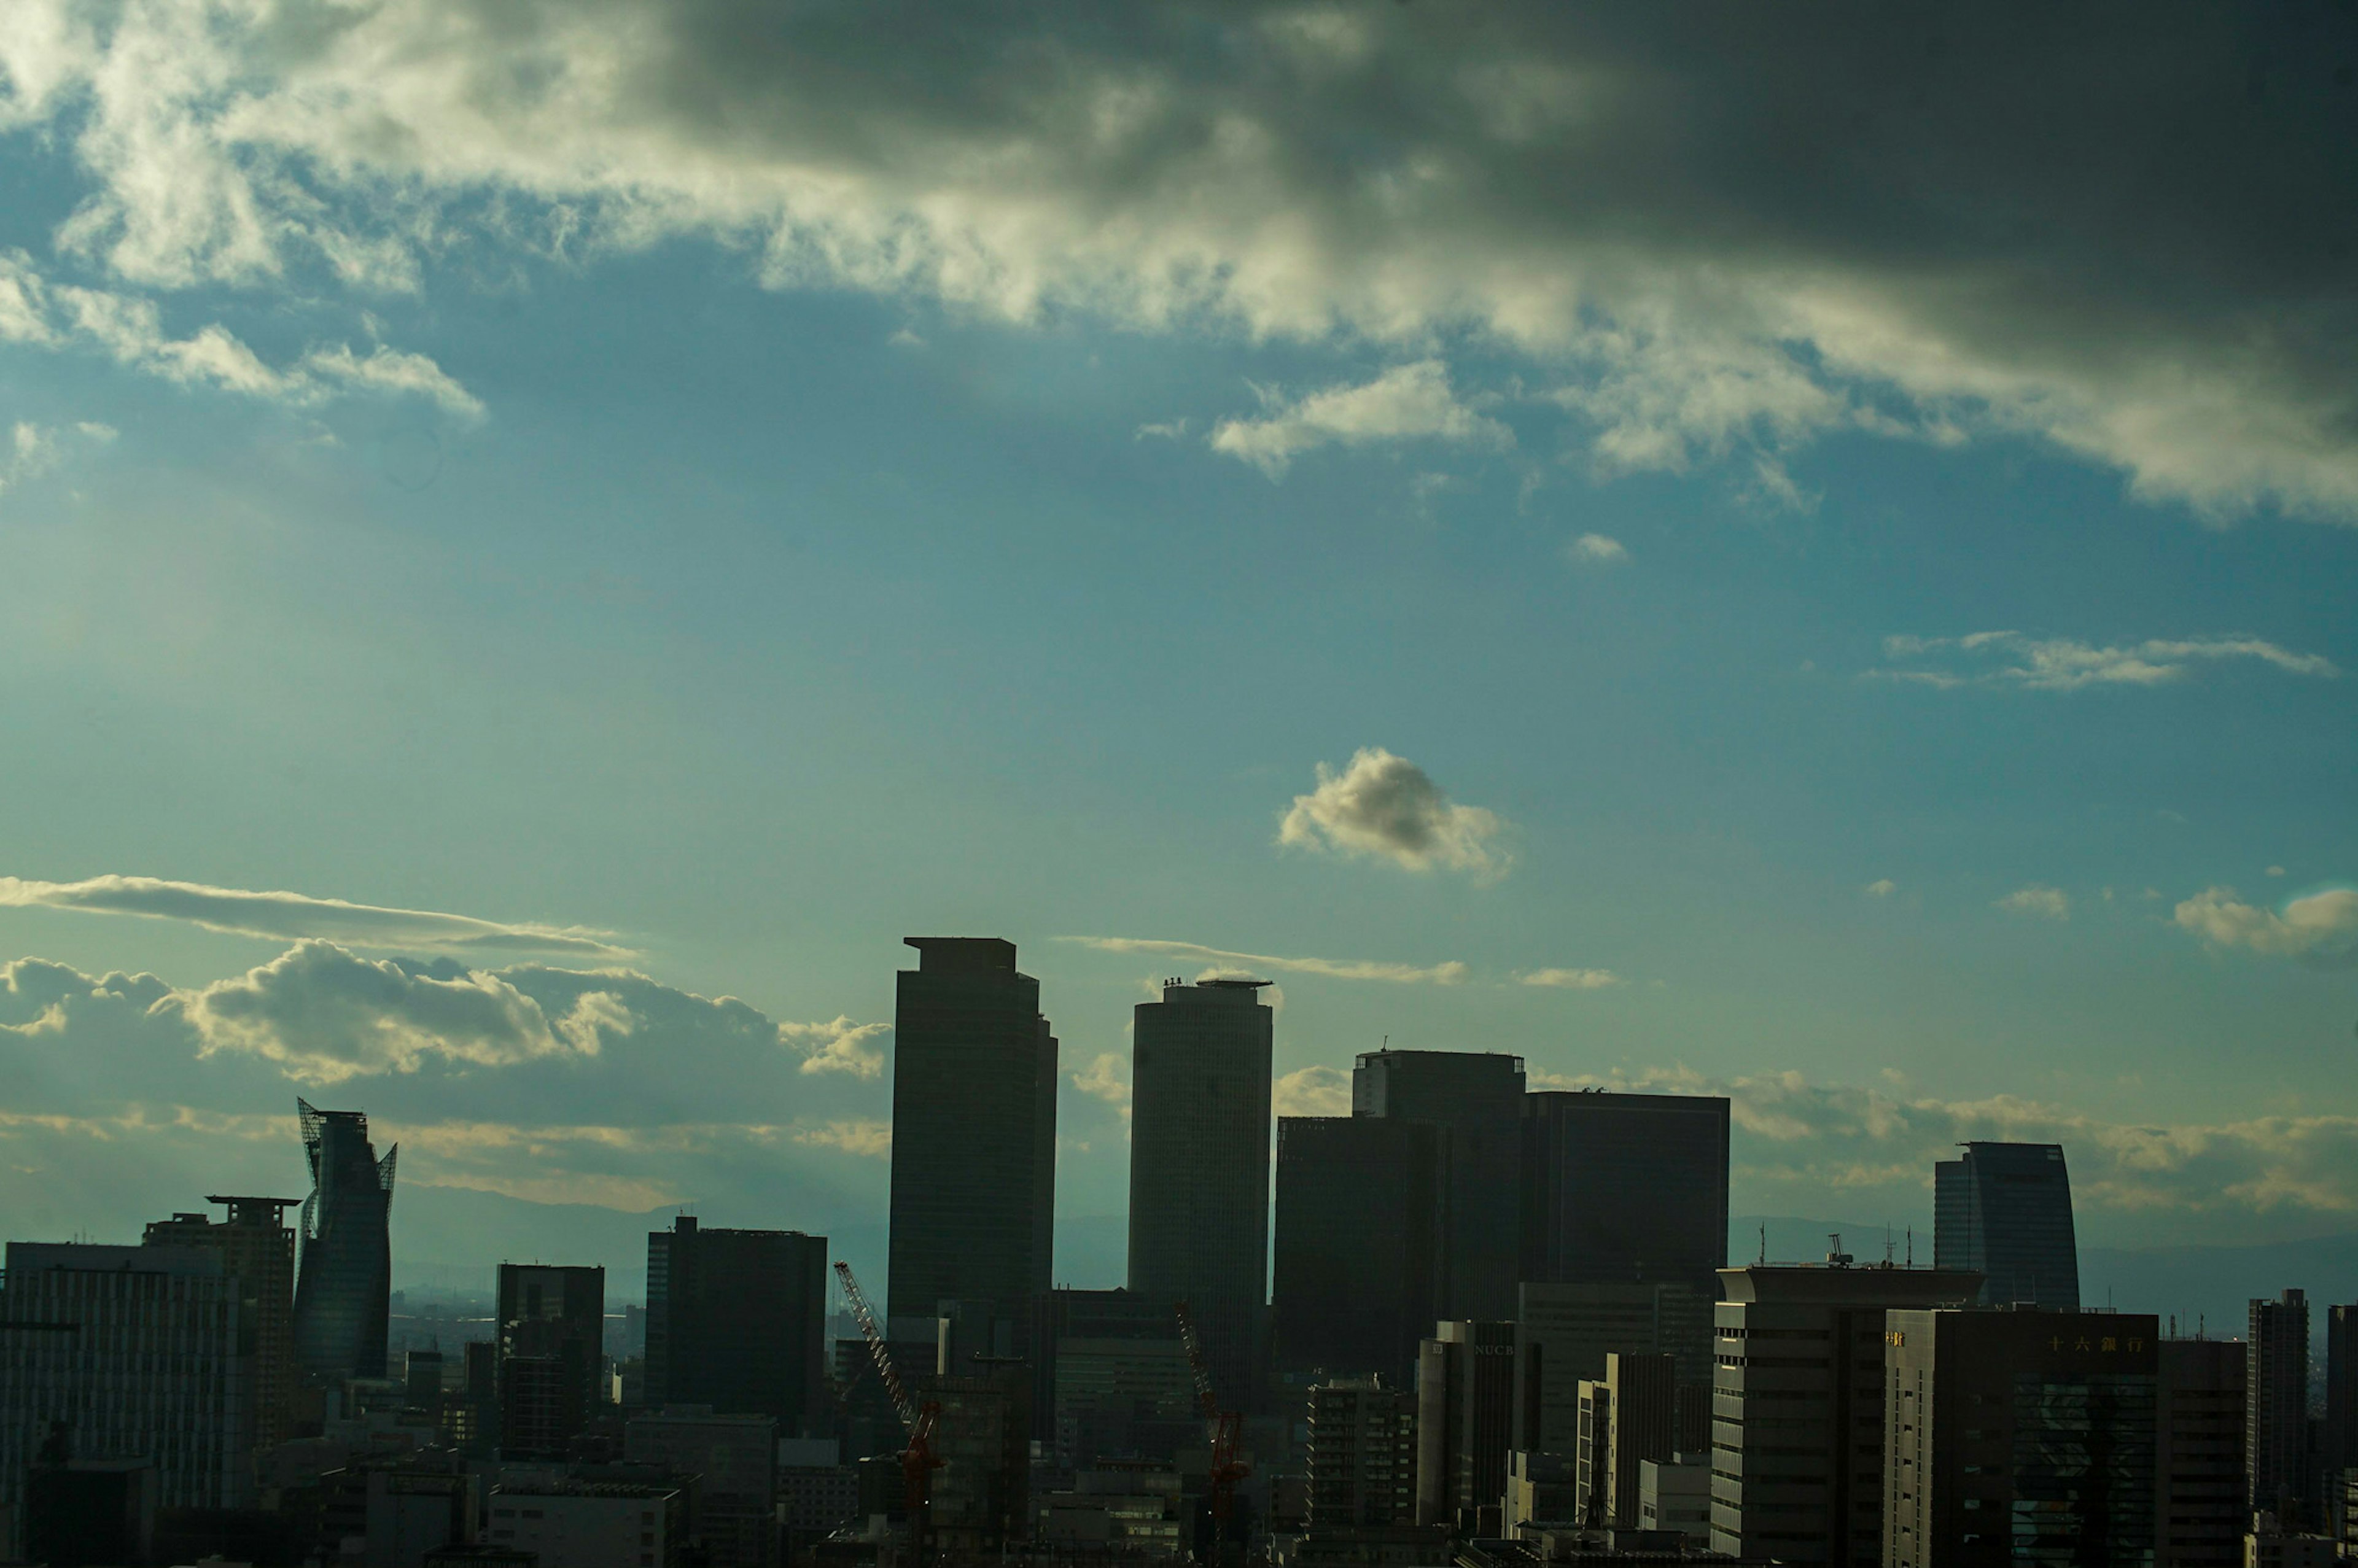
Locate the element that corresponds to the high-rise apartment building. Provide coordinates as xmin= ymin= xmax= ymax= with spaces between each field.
xmin=2324 ymin=1305 xmax=2356 ymax=1529
xmin=644 ymin=1217 xmax=828 ymax=1434
xmin=2249 ymin=1289 xmax=2313 ymax=1528
xmin=1353 ymin=1049 xmax=1526 ymax=1322
xmin=496 ymin=1263 xmax=605 ymax=1461
xmin=142 ymin=1196 xmax=298 ymax=1450
xmin=1520 ymin=1090 xmax=1729 ymax=1298
xmin=1128 ymin=977 xmax=1274 ymax=1412
xmin=1708 ymin=1262 xmax=1982 ymax=1564
xmin=886 ymin=938 xmax=1058 ymax=1337
xmin=1307 ymin=1378 xmax=1420 ymax=1527
xmin=1414 ymin=1321 xmax=1516 ymax=1529
xmin=1933 ymin=1142 xmax=2080 ymax=1310
xmin=292 ymin=1099 xmax=397 ymax=1382
xmin=2156 ymin=1337 xmax=2246 ymax=1567
xmin=1883 ymin=1308 xmax=2158 ymax=1567
xmin=1511 ymin=1278 xmax=1715 ymax=1457
xmin=1272 ymin=1116 xmax=1444 ymax=1387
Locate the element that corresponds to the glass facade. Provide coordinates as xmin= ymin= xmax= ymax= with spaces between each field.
xmin=290 ymin=1098 xmax=395 ymax=1381
xmin=1934 ymin=1142 xmax=2080 ymax=1310
xmin=1520 ymin=1090 xmax=1730 ymax=1296
xmin=1354 ymin=1049 xmax=1527 ymax=1322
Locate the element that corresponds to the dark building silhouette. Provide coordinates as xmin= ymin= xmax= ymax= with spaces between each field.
xmin=1355 ymin=1049 xmax=1525 ymax=1322
xmin=1127 ymin=977 xmax=1273 ymax=1412
xmin=1933 ymin=1141 xmax=2080 ymax=1310
xmin=1307 ymin=1378 xmax=1420 ymax=1527
xmin=1520 ymin=1090 xmax=1729 ymax=1305
xmin=143 ymin=1195 xmax=299 ymax=1450
xmin=644 ymin=1217 xmax=828 ymax=1434
xmin=1272 ymin=1116 xmax=1444 ymax=1388
xmin=292 ymin=1099 xmax=396 ymax=1382
xmin=1027 ymin=1287 xmax=1194 ymax=1468
xmin=1415 ymin=1321 xmax=1516 ymax=1531
xmin=2248 ymin=1288 xmax=2312 ymax=1527
xmin=496 ymin=1263 xmax=605 ymax=1460
xmin=886 ymin=937 xmax=1057 ymax=1338
xmin=2327 ymin=1303 xmax=2357 ymax=1532
xmin=2156 ymin=1336 xmax=2246 ymax=1567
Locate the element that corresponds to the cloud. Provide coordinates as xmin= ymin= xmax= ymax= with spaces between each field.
xmin=1278 ymin=747 xmax=1510 ymax=879
xmin=781 ymin=1017 xmax=890 ymax=1079
xmin=2174 ymin=886 xmax=2358 ymax=968
xmin=1864 ymin=879 xmax=1898 ymax=898
xmin=1520 ymin=968 xmax=1622 ymax=990
xmin=1996 ymin=885 xmax=2071 ymax=921
xmin=1273 ymin=1066 xmax=1352 ymax=1118
xmin=793 ymin=1119 xmax=892 ymax=1158
xmin=1209 ymin=361 xmax=1511 ymax=478
xmin=1071 ymin=1052 xmax=1132 ymax=1115
xmin=1135 ymin=417 xmax=1189 ymax=441
xmin=0 ymin=874 xmax=628 ymax=957
xmin=1564 ymin=533 xmax=1628 ymax=566
xmin=1062 ymin=936 xmax=1466 ymax=985
xmin=1876 ymin=631 xmax=2338 ymax=692
xmin=0 ymin=419 xmax=112 ymax=500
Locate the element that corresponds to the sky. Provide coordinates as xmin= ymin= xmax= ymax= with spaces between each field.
xmin=1 ymin=1 xmax=2355 ymax=1298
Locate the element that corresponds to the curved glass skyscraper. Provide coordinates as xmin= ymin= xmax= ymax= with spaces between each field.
xmin=291 ymin=1098 xmax=397 ymax=1381
xmin=1934 ymin=1140 xmax=2079 ymax=1310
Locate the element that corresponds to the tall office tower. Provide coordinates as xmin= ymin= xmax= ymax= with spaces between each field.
xmin=2249 ymin=1289 xmax=2313 ymax=1527
xmin=0 ymin=1242 xmax=256 ymax=1520
xmin=887 ymin=937 xmax=1058 ymax=1337
xmin=1354 ymin=1049 xmax=1526 ymax=1322
xmin=644 ymin=1217 xmax=829 ymax=1433
xmin=626 ymin=1408 xmax=779 ymax=1568
xmin=1128 ymin=977 xmax=1274 ymax=1413
xmin=291 ymin=1098 xmax=396 ymax=1381
xmin=923 ymin=1367 xmax=1032 ymax=1554
xmin=2156 ymin=1337 xmax=2246 ymax=1567
xmin=1307 ymin=1378 xmax=1420 ymax=1527
xmin=1933 ymin=1141 xmax=2081 ymax=1310
xmin=1414 ymin=1321 xmax=1516 ymax=1529
xmin=143 ymin=1196 xmax=298 ymax=1450
xmin=1883 ymin=1308 xmax=2159 ymax=1567
xmin=1511 ymin=1279 xmax=1716 ymax=1457
xmin=1272 ymin=1116 xmax=1444 ymax=1388
xmin=1708 ymin=1262 xmax=1982 ymax=1564
xmin=1520 ymin=1090 xmax=1730 ymax=1299
xmin=1586 ymin=1353 xmax=1675 ymax=1531
xmin=496 ymin=1263 xmax=605 ymax=1461
xmin=2325 ymin=1305 xmax=2357 ymax=1529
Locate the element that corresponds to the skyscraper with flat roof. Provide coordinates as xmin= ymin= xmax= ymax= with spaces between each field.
xmin=2249 ymin=1288 xmax=2313 ymax=1528
xmin=1933 ymin=1141 xmax=2080 ymax=1310
xmin=887 ymin=938 xmax=1058 ymax=1335
xmin=1520 ymin=1090 xmax=1730 ymax=1297
xmin=1272 ymin=1116 xmax=1444 ymax=1388
xmin=144 ymin=1196 xmax=298 ymax=1450
xmin=292 ymin=1099 xmax=396 ymax=1382
xmin=2155 ymin=1336 xmax=2246 ymax=1566
xmin=496 ymin=1263 xmax=605 ymax=1461
xmin=1354 ymin=1049 xmax=1525 ymax=1322
xmin=644 ymin=1217 xmax=828 ymax=1434
xmin=1128 ymin=976 xmax=1273 ymax=1412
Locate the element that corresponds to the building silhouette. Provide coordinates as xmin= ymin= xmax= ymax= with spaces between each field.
xmin=1415 ymin=1320 xmax=1515 ymax=1530
xmin=1511 ymin=1278 xmax=1714 ymax=1460
xmin=292 ymin=1099 xmax=396 ymax=1382
xmin=1307 ymin=1378 xmax=1419 ymax=1527
xmin=1581 ymin=1352 xmax=1676 ymax=1531
xmin=2155 ymin=1336 xmax=2246 ymax=1567
xmin=496 ymin=1263 xmax=605 ymax=1461
xmin=1933 ymin=1141 xmax=2080 ymax=1310
xmin=1355 ymin=1049 xmax=1526 ymax=1322
xmin=886 ymin=937 xmax=1058 ymax=1339
xmin=142 ymin=1196 xmax=298 ymax=1451
xmin=1127 ymin=977 xmax=1273 ymax=1413
xmin=2248 ymin=1288 xmax=2313 ymax=1528
xmin=644 ymin=1217 xmax=828 ymax=1434
xmin=625 ymin=1408 xmax=779 ymax=1568
xmin=2324 ymin=1303 xmax=2357 ymax=1532
xmin=1520 ymin=1090 xmax=1730 ymax=1297
xmin=1272 ymin=1116 xmax=1444 ymax=1388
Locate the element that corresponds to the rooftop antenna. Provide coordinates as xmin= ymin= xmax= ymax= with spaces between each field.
xmin=1885 ymin=1226 xmax=1895 ymax=1267
xmin=1757 ymin=1224 xmax=1767 ymax=1265
xmin=1905 ymin=1227 xmax=1914 ymax=1268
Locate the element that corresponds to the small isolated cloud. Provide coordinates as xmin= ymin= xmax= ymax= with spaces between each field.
xmin=2174 ymin=887 xmax=2358 ymax=968
xmin=1996 ymin=885 xmax=2071 ymax=921
xmin=1064 ymin=936 xmax=1466 ymax=985
xmin=0 ymin=419 xmax=113 ymax=501
xmin=1278 ymin=747 xmax=1510 ymax=879
xmin=1520 ymin=968 xmax=1622 ymax=990
xmin=1071 ymin=1052 xmax=1132 ymax=1115
xmin=1135 ymin=417 xmax=1189 ymax=440
xmin=0 ymin=874 xmax=629 ymax=958
xmin=781 ymin=1017 xmax=890 ymax=1079
xmin=2266 ymin=866 xmax=2287 ymax=878
xmin=1875 ymin=631 xmax=2337 ymax=692
xmin=793 ymin=1118 xmax=892 ymax=1157
xmin=1274 ymin=1065 xmax=1352 ymax=1118
xmin=1565 ymin=533 xmax=1629 ymax=566
xmin=1864 ymin=879 xmax=1898 ymax=898
xmin=1210 ymin=361 xmax=1510 ymax=478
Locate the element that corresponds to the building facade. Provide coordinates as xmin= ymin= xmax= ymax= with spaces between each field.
xmin=1272 ymin=1116 xmax=1444 ymax=1388
xmin=2249 ymin=1289 xmax=2313 ymax=1529
xmin=624 ymin=1408 xmax=777 ymax=1568
xmin=1520 ymin=1090 xmax=1730 ymax=1299
xmin=1414 ymin=1320 xmax=1516 ymax=1529
xmin=1307 ymin=1378 xmax=1420 ymax=1528
xmin=1511 ymin=1278 xmax=1714 ymax=1457
xmin=2156 ymin=1337 xmax=2246 ymax=1567
xmin=143 ymin=1195 xmax=298 ymax=1451
xmin=486 ymin=1481 xmax=684 ymax=1568
xmin=292 ymin=1098 xmax=397 ymax=1382
xmin=1933 ymin=1142 xmax=2080 ymax=1310
xmin=1592 ymin=1353 xmax=1676 ymax=1531
xmin=1353 ymin=1049 xmax=1527 ymax=1322
xmin=497 ymin=1263 xmax=605 ymax=1461
xmin=643 ymin=1218 xmax=827 ymax=1434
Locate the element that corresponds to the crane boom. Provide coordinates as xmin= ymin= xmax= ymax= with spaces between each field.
xmin=835 ymin=1259 xmax=916 ymax=1434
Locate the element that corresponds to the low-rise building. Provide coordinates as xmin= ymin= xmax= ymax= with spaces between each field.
xmin=486 ymin=1481 xmax=685 ymax=1568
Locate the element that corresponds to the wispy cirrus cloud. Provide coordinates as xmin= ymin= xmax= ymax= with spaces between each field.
xmin=1279 ymin=747 xmax=1511 ymax=880
xmin=1874 ymin=631 xmax=2337 ymax=691
xmin=1061 ymin=936 xmax=1466 ymax=985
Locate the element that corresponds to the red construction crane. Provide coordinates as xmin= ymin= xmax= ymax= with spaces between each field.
xmin=1173 ymin=1299 xmax=1249 ymax=1535
xmin=835 ymin=1262 xmax=943 ymax=1534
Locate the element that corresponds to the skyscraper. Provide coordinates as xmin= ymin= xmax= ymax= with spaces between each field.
xmin=1414 ymin=1320 xmax=1516 ymax=1529
xmin=644 ymin=1217 xmax=828 ymax=1434
xmin=142 ymin=1196 xmax=298 ymax=1450
xmin=292 ymin=1099 xmax=396 ymax=1382
xmin=2248 ymin=1288 xmax=2312 ymax=1527
xmin=1354 ymin=1049 xmax=1525 ymax=1322
xmin=1933 ymin=1141 xmax=2080 ymax=1310
xmin=1272 ymin=1116 xmax=1444 ymax=1388
xmin=496 ymin=1263 xmax=605 ymax=1461
xmin=886 ymin=938 xmax=1058 ymax=1335
xmin=1127 ymin=977 xmax=1273 ymax=1412
xmin=2155 ymin=1336 xmax=2246 ymax=1566
xmin=1520 ymin=1090 xmax=1730 ymax=1297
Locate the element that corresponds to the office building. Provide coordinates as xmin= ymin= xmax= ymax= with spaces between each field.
xmin=924 ymin=1368 xmax=1033 ymax=1553
xmin=1504 ymin=1450 xmax=1577 ymax=1535
xmin=1307 ymin=1378 xmax=1420 ymax=1527
xmin=2250 ymin=1289 xmax=2313 ymax=1528
xmin=0 ymin=1242 xmax=255 ymax=1521
xmin=1708 ymin=1262 xmax=1982 ymax=1564
xmin=292 ymin=1098 xmax=397 ymax=1381
xmin=1511 ymin=1278 xmax=1714 ymax=1457
xmin=644 ymin=1217 xmax=827 ymax=1433
xmin=2325 ymin=1305 xmax=2356 ymax=1529
xmin=1354 ymin=1049 xmax=1526 ymax=1321
xmin=1883 ymin=1308 xmax=2158 ymax=1567
xmin=1027 ymin=1287 xmax=1186 ymax=1457
xmin=497 ymin=1263 xmax=605 ymax=1460
xmin=2156 ymin=1337 xmax=2246 ymax=1568
xmin=357 ymin=1450 xmax=477 ymax=1568
xmin=625 ymin=1408 xmax=777 ymax=1568
xmin=1637 ymin=1455 xmax=1712 ymax=1545
xmin=1933 ymin=1141 xmax=2080 ymax=1310
xmin=1051 ymin=1335 xmax=1199 ymax=1469
xmin=486 ymin=1480 xmax=684 ymax=1568
xmin=1129 ymin=977 xmax=1274 ymax=1412
xmin=886 ymin=937 xmax=1058 ymax=1338
xmin=143 ymin=1195 xmax=299 ymax=1450
xmin=1582 ymin=1354 xmax=1674 ymax=1531
xmin=1272 ymin=1116 xmax=1444 ymax=1387
xmin=1415 ymin=1320 xmax=1516 ymax=1529
xmin=1520 ymin=1090 xmax=1730 ymax=1298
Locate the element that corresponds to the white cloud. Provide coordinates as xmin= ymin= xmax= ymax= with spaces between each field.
xmin=2174 ymin=886 xmax=2358 ymax=968
xmin=1565 ymin=532 xmax=1628 ymax=565
xmin=1877 ymin=631 xmax=2337 ymax=692
xmin=1135 ymin=417 xmax=1189 ymax=440
xmin=0 ymin=874 xmax=629 ymax=957
xmin=1071 ymin=1051 xmax=1132 ymax=1116
xmin=1064 ymin=935 xmax=1466 ymax=985
xmin=793 ymin=1118 xmax=892 ymax=1157
xmin=1273 ymin=1065 xmax=1352 ymax=1117
xmin=1278 ymin=747 xmax=1509 ymax=879
xmin=1210 ymin=360 xmax=1511 ymax=478
xmin=781 ymin=1017 xmax=890 ymax=1079
xmin=0 ymin=419 xmax=113 ymax=502
xmin=2265 ymin=866 xmax=2287 ymax=878
xmin=1520 ymin=967 xmax=1622 ymax=990
xmin=1996 ymin=885 xmax=2071 ymax=921
xmin=1864 ymin=879 xmax=1898 ymax=898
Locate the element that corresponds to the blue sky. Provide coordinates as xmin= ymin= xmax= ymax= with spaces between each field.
xmin=2 ymin=2 xmax=2355 ymax=1291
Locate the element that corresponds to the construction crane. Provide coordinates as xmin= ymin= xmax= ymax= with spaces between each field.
xmin=835 ymin=1261 xmax=943 ymax=1543
xmin=1173 ymin=1299 xmax=1250 ymax=1547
